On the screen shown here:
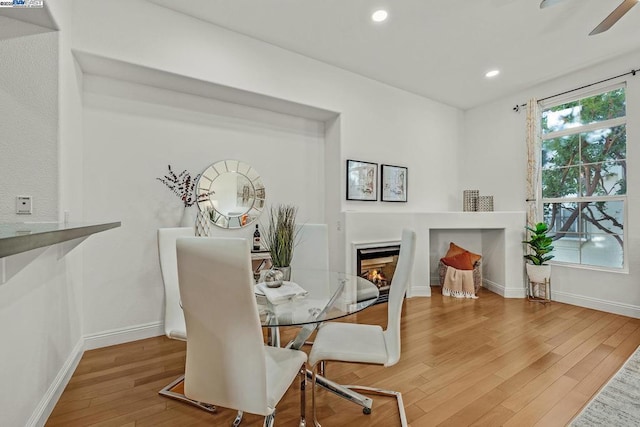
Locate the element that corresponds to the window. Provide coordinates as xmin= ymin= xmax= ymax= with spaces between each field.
xmin=540 ymin=86 xmax=626 ymax=269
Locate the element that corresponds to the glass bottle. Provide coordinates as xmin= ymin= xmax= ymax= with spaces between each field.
xmin=253 ymin=224 xmax=261 ymax=251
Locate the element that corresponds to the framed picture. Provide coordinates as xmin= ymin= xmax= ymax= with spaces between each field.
xmin=381 ymin=164 xmax=408 ymax=202
xmin=346 ymin=159 xmax=378 ymax=201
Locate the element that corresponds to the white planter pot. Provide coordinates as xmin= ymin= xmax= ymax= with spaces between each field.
xmin=526 ymin=263 xmax=551 ymax=283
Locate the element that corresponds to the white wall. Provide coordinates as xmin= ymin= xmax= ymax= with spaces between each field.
xmin=70 ymin=0 xmax=462 ymax=337
xmin=80 ymin=76 xmax=326 ymax=336
xmin=462 ymin=49 xmax=640 ymax=317
xmin=0 ymin=1 xmax=88 ymax=426
xmin=0 ymin=29 xmax=58 ymax=222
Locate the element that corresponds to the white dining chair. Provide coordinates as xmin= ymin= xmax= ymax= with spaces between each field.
xmin=158 ymin=227 xmax=193 ymax=341
xmin=308 ymin=229 xmax=416 ymax=427
xmin=157 ymin=227 xmax=219 ymax=412
xmin=177 ymin=236 xmax=308 ymax=427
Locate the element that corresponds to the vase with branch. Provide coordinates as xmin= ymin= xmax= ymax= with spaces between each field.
xmin=157 ymin=165 xmax=213 ymax=227
xmin=262 ymin=204 xmax=299 ymax=282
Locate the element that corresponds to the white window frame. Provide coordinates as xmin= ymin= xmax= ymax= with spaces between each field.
xmin=539 ymin=82 xmax=628 ymax=272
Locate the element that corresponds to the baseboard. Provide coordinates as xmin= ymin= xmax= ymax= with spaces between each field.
xmin=27 ymin=338 xmax=84 ymax=427
xmin=482 ymin=279 xmax=526 ymax=298
xmin=409 ymin=284 xmax=431 ymax=297
xmin=84 ymin=321 xmax=164 ymax=351
xmin=552 ymin=290 xmax=640 ymax=318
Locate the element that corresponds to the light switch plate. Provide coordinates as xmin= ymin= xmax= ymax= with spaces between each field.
xmin=16 ymin=196 xmax=32 ymax=214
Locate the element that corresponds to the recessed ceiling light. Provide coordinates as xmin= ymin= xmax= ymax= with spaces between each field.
xmin=372 ymin=9 xmax=388 ymax=22
xmin=485 ymin=69 xmax=500 ymax=78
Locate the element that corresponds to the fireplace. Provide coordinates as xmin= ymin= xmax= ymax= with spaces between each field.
xmin=356 ymin=244 xmax=401 ymax=304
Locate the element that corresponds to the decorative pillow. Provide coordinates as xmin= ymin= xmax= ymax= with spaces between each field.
xmin=445 ymin=242 xmax=482 ymax=266
xmin=441 ymin=251 xmax=474 ymax=270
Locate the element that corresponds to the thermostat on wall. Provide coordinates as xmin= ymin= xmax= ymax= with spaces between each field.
xmin=16 ymin=196 xmax=32 ymax=214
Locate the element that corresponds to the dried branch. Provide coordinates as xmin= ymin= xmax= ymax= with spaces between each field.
xmin=157 ymin=165 xmax=213 ymax=207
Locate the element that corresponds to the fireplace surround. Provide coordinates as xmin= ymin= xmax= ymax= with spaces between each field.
xmin=345 ymin=211 xmax=528 ymax=299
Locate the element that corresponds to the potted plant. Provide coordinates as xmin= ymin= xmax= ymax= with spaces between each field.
xmin=523 ymin=222 xmax=554 ymax=284
xmin=262 ymin=204 xmax=298 ymax=281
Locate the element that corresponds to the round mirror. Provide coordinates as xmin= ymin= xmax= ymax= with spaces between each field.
xmin=196 ymin=160 xmax=266 ymax=229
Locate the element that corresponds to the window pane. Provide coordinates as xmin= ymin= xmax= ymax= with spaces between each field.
xmin=542 ymin=88 xmax=626 ymax=134
xmin=543 ymin=202 xmax=582 ymax=234
xmin=580 ymin=124 xmax=626 ymax=164
xmin=582 ymin=161 xmax=626 ymax=197
xmin=542 ymin=134 xmax=579 ymax=168
xmin=580 ymin=233 xmax=623 ymax=268
xmin=544 ymin=201 xmax=623 ymax=240
xmin=578 ymin=88 xmax=625 ymax=124
xmin=581 ymin=200 xmax=624 ymax=235
xmin=548 ymin=231 xmax=581 ymax=264
xmin=549 ymin=231 xmax=624 ymax=268
xmin=542 ymin=167 xmax=579 ymax=198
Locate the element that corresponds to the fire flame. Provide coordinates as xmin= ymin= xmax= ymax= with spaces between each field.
xmin=368 ymin=269 xmax=386 ymax=283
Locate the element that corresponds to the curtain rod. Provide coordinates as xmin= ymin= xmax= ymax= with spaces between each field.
xmin=512 ymin=67 xmax=639 ymax=112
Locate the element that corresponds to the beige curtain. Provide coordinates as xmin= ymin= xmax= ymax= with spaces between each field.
xmin=526 ymin=98 xmax=541 ymax=228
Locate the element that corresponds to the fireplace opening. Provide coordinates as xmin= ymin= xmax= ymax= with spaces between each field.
xmin=356 ymin=245 xmax=401 ymax=304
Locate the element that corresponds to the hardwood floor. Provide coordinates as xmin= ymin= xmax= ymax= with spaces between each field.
xmin=47 ymin=287 xmax=640 ymax=426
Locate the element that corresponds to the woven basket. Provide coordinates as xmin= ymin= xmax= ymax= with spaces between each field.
xmin=438 ymin=259 xmax=482 ymax=294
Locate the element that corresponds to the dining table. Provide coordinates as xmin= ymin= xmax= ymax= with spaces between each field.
xmin=255 ymin=268 xmax=380 ymax=413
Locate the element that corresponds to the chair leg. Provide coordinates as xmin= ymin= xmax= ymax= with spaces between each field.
xmin=310 ymin=364 xmax=407 ymax=427
xmin=311 ymin=369 xmax=320 ymax=427
xmin=232 ymin=411 xmax=244 ymax=427
xmin=263 ymin=411 xmax=275 ymax=427
xmin=300 ymin=363 xmax=307 ymax=427
xmin=342 ymin=385 xmax=407 ymax=427
xmin=158 ymin=375 xmax=216 ymax=413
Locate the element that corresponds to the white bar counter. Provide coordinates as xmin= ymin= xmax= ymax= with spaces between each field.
xmin=0 ymin=221 xmax=121 ymax=259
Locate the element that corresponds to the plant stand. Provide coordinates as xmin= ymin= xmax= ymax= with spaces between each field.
xmin=528 ymin=277 xmax=551 ymax=304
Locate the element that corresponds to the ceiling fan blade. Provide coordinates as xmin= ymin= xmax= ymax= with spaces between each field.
xmin=540 ymin=0 xmax=568 ymax=9
xmin=590 ymin=0 xmax=638 ymax=35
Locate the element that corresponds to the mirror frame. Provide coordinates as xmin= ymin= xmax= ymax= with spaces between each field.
xmin=196 ymin=160 xmax=266 ymax=229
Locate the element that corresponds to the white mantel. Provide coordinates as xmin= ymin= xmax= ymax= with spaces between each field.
xmin=343 ymin=211 xmax=527 ymax=298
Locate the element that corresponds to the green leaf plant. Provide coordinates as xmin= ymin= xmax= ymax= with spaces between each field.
xmin=523 ymin=222 xmax=555 ymax=265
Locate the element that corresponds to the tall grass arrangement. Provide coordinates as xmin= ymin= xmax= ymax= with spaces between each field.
xmin=263 ymin=204 xmax=298 ymax=267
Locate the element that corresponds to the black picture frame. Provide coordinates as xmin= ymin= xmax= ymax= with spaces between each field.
xmin=380 ymin=164 xmax=408 ymax=202
xmin=346 ymin=159 xmax=378 ymax=201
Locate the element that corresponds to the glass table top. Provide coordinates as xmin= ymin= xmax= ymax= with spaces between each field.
xmin=256 ymin=268 xmax=380 ymax=327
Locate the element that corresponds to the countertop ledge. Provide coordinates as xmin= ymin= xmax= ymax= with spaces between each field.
xmin=0 ymin=222 xmax=121 ymax=258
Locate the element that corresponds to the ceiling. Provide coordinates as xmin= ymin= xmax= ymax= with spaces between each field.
xmin=148 ymin=0 xmax=640 ymax=110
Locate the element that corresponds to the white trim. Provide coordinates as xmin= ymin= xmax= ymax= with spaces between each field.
xmin=408 ymin=284 xmax=431 ymax=298
xmin=542 ymin=116 xmax=626 ymax=140
xmin=483 ymin=278 xmax=526 ymax=298
xmin=27 ymin=338 xmax=84 ymax=427
xmin=540 ymin=81 xmax=626 ymax=109
xmin=552 ymin=290 xmax=640 ymax=318
xmin=84 ymin=321 xmax=164 ymax=351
